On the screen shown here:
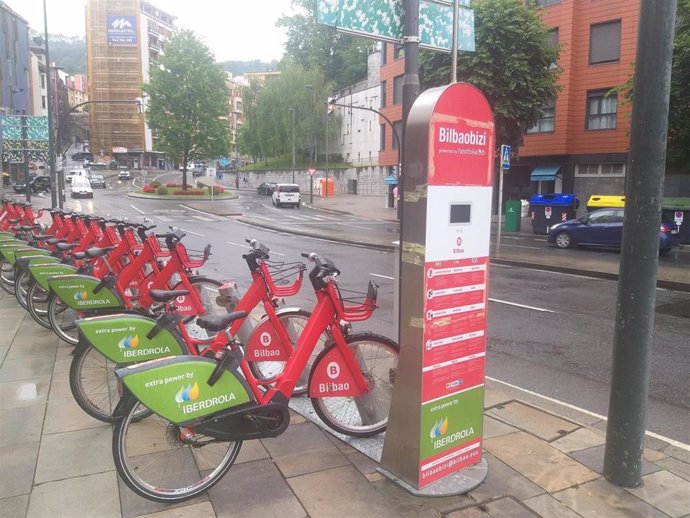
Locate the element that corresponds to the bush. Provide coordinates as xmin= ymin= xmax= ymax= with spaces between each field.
xmin=150 ymin=180 xmax=161 ymax=188
xmin=142 ymin=185 xmax=155 ymax=193
xmin=173 ymin=189 xmax=204 ymax=195
xmin=166 ymin=182 xmax=182 ymax=188
xmin=156 ymin=186 xmax=169 ymax=195
xmin=208 ymin=185 xmax=225 ymax=194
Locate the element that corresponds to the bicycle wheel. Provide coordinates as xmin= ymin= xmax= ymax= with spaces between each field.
xmin=69 ymin=345 xmax=154 ymax=423
xmin=47 ymin=292 xmax=81 ymax=345
xmin=113 ymin=395 xmax=242 ymax=503
xmin=26 ymin=281 xmax=52 ymax=329
xmin=176 ymin=276 xmax=224 ymax=341
xmin=0 ymin=257 xmax=15 ymax=294
xmin=310 ymin=333 xmax=399 ymax=438
xmin=13 ymin=270 xmax=31 ymax=310
xmin=247 ymin=309 xmax=330 ymax=397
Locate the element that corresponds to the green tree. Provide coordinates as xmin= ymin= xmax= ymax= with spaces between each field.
xmin=668 ymin=0 xmax=690 ymax=172
xmin=277 ymin=0 xmax=370 ymax=89
xmin=144 ymin=31 xmax=230 ymax=189
xmin=419 ymin=0 xmax=560 ymax=154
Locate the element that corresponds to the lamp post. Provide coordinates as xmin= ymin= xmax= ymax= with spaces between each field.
xmin=288 ymin=108 xmax=295 ymax=184
xmin=304 ymin=84 xmax=316 ymax=203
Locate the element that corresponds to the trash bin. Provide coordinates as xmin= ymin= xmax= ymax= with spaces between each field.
xmin=504 ymin=199 xmax=521 ymax=232
xmin=662 ymin=197 xmax=690 ymax=244
xmin=529 ymin=193 xmax=579 ymax=234
xmin=586 ymin=195 xmax=625 ymax=213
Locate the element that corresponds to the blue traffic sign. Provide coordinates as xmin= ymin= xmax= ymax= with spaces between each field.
xmin=219 ymin=157 xmax=231 ymax=168
xmin=500 ymin=144 xmax=511 ymax=170
xmin=216 ymin=172 xmax=224 ymax=180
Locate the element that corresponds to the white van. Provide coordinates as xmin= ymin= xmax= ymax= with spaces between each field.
xmin=71 ymin=176 xmax=94 ymax=198
xmin=272 ymin=184 xmax=301 ymax=208
xmin=66 ymin=169 xmax=90 ymax=184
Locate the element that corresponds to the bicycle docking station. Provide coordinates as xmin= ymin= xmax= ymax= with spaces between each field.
xmin=379 ymin=83 xmax=494 ymax=495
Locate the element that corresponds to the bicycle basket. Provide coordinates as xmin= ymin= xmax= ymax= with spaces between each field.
xmin=261 ymin=259 xmax=305 ymax=297
xmin=333 ymin=280 xmax=378 ymax=322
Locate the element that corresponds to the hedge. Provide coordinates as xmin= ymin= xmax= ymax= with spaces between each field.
xmin=172 ymin=189 xmax=205 ymax=195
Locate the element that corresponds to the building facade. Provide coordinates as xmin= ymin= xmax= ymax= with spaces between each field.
xmin=86 ymin=0 xmax=175 ymax=168
xmin=0 ymin=2 xmax=30 ymax=115
xmin=66 ymin=74 xmax=88 ymax=111
xmin=225 ymin=73 xmax=246 ymax=157
xmin=28 ymin=43 xmax=47 ymax=116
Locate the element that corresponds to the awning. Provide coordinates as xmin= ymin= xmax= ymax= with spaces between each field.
xmin=530 ymin=165 xmax=561 ymax=182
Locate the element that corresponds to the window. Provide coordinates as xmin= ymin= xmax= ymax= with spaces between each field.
xmin=381 ymin=43 xmax=387 ymax=64
xmin=527 ymin=98 xmax=555 ymax=133
xmin=380 ymin=124 xmax=386 ymax=151
xmin=40 ymin=74 xmax=46 ymax=89
xmin=380 ymin=80 xmax=387 ymax=108
xmin=394 ymin=44 xmax=405 ymax=60
xmin=586 ymin=90 xmax=617 ymax=130
xmin=575 ymin=163 xmax=626 ymax=176
xmin=41 ymin=96 xmax=46 ymax=109
xmin=392 ymin=121 xmax=403 ymax=150
xmin=549 ymin=28 xmax=559 ymax=69
xmin=536 ymin=0 xmax=560 ymax=6
xmin=393 ymin=75 xmax=404 ymax=105
xmin=589 ymin=21 xmax=621 ymax=64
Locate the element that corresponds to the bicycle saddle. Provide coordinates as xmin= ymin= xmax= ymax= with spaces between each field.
xmin=149 ymin=289 xmax=189 ymax=303
xmin=195 ymin=311 xmax=248 ymax=332
xmin=56 ymin=242 xmax=78 ymax=251
xmin=19 ymin=225 xmax=41 ymax=231
xmin=46 ymin=238 xmax=66 ymax=245
xmin=85 ymin=246 xmax=116 ymax=258
xmin=72 ymin=252 xmax=87 ymax=260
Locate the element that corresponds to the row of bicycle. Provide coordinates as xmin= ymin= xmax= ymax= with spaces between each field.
xmin=0 ymin=199 xmax=399 ymax=503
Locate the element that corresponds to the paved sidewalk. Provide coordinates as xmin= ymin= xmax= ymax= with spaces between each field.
xmin=1 ymin=290 xmax=689 ymax=517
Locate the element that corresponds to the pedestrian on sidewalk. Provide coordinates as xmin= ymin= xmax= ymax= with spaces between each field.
xmin=393 ymin=185 xmax=399 ymax=209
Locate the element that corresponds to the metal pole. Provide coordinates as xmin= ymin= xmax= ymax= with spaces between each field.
xmin=325 ymin=109 xmax=329 ymax=198
xmin=22 ymin=113 xmax=31 ymax=203
xmin=603 ymin=0 xmax=677 ymax=488
xmin=496 ymin=169 xmax=503 ymax=253
xmin=401 ymin=0 xmax=420 ymax=221
xmin=290 ymin=108 xmax=295 ymax=183
xmin=43 ymin=0 xmax=57 ymax=208
xmin=451 ymin=0 xmax=459 ymax=83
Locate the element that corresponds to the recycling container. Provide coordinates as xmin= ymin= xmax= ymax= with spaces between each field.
xmin=586 ymin=195 xmax=625 ymax=212
xmin=504 ymin=200 xmax=522 ymax=232
xmin=662 ymin=197 xmax=690 ymax=244
xmin=529 ymin=193 xmax=579 ymax=234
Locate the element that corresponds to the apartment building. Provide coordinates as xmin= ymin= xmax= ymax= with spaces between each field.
xmin=226 ymin=74 xmax=247 ymax=155
xmin=66 ymin=74 xmax=88 ymax=111
xmin=86 ymin=0 xmax=175 ymax=168
xmin=0 ymin=1 xmax=30 ymax=115
xmin=28 ymin=42 xmax=47 ymax=116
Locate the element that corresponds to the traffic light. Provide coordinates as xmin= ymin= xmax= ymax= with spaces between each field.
xmin=327 ymin=96 xmax=337 ymax=115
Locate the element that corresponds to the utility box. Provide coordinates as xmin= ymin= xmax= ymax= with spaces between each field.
xmin=529 ymin=193 xmax=578 ymax=234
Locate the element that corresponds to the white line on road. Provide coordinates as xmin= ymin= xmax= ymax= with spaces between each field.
xmin=486 ymin=376 xmax=690 ymax=452
xmin=335 ymin=222 xmax=374 ymax=230
xmin=129 ymin=204 xmax=145 ymax=214
xmin=179 ymin=204 xmax=218 ymax=218
xmin=226 ymin=241 xmax=285 ymax=256
xmin=370 ymin=273 xmax=394 ymax=280
xmin=156 ymin=216 xmax=173 ymax=222
xmin=192 ymin=215 xmax=214 ymax=222
xmin=488 ymin=298 xmax=555 ymax=313
xmin=180 ymin=228 xmax=205 ymax=237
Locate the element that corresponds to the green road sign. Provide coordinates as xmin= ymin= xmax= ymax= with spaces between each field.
xmin=316 ymin=0 xmax=475 ymax=52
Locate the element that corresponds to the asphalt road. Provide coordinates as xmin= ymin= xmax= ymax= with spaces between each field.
xmin=22 ymin=177 xmax=690 ymax=445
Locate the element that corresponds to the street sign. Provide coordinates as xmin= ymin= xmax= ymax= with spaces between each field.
xmin=500 ymin=144 xmax=511 ymax=170
xmin=545 ymin=206 xmax=552 ymax=219
xmin=219 ymin=157 xmax=231 ymax=168
xmin=207 ymin=167 xmax=217 ymax=178
xmin=216 ymin=172 xmax=223 ymax=181
xmin=675 ymin=211 xmax=684 ymax=225
xmin=316 ymin=0 xmax=475 ymax=52
xmin=308 ymin=168 xmax=317 ymax=177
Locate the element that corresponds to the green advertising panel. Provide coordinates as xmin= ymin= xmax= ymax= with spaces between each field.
xmin=48 ymin=274 xmax=123 ymax=310
xmin=2 ymin=247 xmax=49 ymax=265
xmin=30 ymin=263 xmax=78 ymax=289
xmin=316 ymin=0 xmax=474 ymax=52
xmin=13 ymin=249 xmax=52 ymax=265
xmin=78 ymin=314 xmax=186 ymax=364
xmin=23 ymin=256 xmax=60 ymax=268
xmin=119 ymin=356 xmax=253 ymax=424
xmin=419 ymin=386 xmax=483 ymax=461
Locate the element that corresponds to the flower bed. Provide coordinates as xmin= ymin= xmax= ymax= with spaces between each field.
xmin=172 ymin=189 xmax=205 ymax=195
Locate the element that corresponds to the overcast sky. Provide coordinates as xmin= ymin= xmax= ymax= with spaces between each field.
xmin=14 ymin=0 xmax=299 ymax=62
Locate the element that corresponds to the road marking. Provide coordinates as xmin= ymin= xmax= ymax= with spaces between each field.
xmin=226 ymin=241 xmax=285 ymax=256
xmin=370 ymin=273 xmax=394 ymax=280
xmin=486 ymin=376 xmax=690 ymax=452
xmin=179 ymin=204 xmax=217 ymax=217
xmin=156 ymin=215 xmax=173 ymax=222
xmin=130 ymin=204 xmax=145 ymax=214
xmin=192 ymin=215 xmax=214 ymax=222
xmin=336 ymin=222 xmax=374 ymax=230
xmin=488 ymin=298 xmax=555 ymax=313
xmin=180 ymin=228 xmax=205 ymax=237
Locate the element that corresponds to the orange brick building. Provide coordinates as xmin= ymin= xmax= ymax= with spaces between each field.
xmin=378 ymin=0 xmax=640 ymax=206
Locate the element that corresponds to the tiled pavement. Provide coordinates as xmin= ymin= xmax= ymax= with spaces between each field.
xmin=1 ymin=291 xmax=689 ymax=517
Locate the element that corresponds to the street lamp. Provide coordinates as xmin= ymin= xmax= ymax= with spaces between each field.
xmin=304 ymin=84 xmax=316 ymax=204
xmin=304 ymin=85 xmax=316 ymax=165
xmin=288 ymin=108 xmax=295 ymax=184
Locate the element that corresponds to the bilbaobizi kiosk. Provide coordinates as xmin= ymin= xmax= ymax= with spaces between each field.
xmin=380 ymin=83 xmax=493 ymax=494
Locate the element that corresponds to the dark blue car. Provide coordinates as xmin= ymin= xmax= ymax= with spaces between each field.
xmin=547 ymin=208 xmax=677 ymax=254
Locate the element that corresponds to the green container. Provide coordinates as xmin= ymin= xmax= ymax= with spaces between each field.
xmin=504 ymin=200 xmax=522 ymax=232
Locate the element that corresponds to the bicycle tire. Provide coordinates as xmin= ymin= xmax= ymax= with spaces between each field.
xmin=13 ymin=270 xmax=31 ymax=310
xmin=0 ymin=257 xmax=15 ymax=294
xmin=26 ymin=281 xmax=52 ymax=329
xmin=175 ymin=276 xmax=224 ymax=341
xmin=247 ymin=309 xmax=330 ymax=397
xmin=47 ymin=292 xmax=81 ymax=345
xmin=69 ymin=345 xmax=157 ymax=423
xmin=309 ymin=333 xmax=399 ymax=438
xmin=113 ymin=395 xmax=242 ymax=503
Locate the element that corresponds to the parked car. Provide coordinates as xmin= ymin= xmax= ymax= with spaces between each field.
xmin=13 ymin=176 xmax=52 ymax=193
xmin=71 ymin=176 xmax=94 ymax=198
xmin=257 ymin=182 xmax=277 ymax=196
xmin=192 ymin=166 xmax=205 ymax=177
xmin=71 ymin=151 xmax=94 ymax=162
xmin=272 ymin=183 xmax=301 ymax=208
xmin=118 ymin=170 xmax=132 ymax=180
xmin=547 ymin=208 xmax=677 ymax=255
xmin=89 ymin=174 xmax=107 ymax=189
